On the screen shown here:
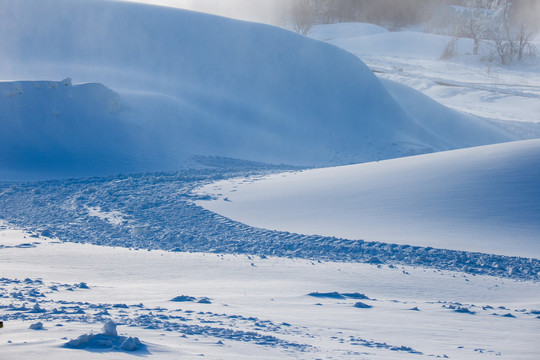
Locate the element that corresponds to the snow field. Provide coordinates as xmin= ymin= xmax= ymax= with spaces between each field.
xmin=0 ymin=2 xmax=538 ymax=359
xmin=0 ymin=226 xmax=539 ymax=359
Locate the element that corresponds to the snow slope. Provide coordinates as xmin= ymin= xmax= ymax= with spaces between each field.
xmin=0 ymin=0 xmax=516 ymax=179
xmin=197 ymin=139 xmax=540 ymax=258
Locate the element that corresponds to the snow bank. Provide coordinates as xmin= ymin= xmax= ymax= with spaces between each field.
xmin=0 ymin=0 xmax=515 ymax=179
xmin=197 ymin=139 xmax=540 ymax=258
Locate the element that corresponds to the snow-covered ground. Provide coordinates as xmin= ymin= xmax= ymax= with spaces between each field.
xmin=1 ymin=225 xmax=539 ymax=359
xmin=1 ymin=1 xmax=539 ymax=359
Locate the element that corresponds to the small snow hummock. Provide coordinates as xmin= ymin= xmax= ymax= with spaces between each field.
xmin=119 ymin=336 xmax=142 ymax=351
xmin=30 ymin=303 xmax=45 ymax=313
xmin=170 ymin=295 xmax=212 ymax=303
xmin=65 ymin=320 xmax=144 ymax=352
xmin=29 ymin=322 xmax=44 ymax=330
xmin=453 ymin=306 xmax=475 ymax=314
xmin=171 ymin=295 xmax=196 ymax=302
xmin=353 ymin=302 xmax=373 ymax=309
xmin=308 ymin=291 xmax=370 ymax=300
xmin=102 ymin=320 xmax=117 ymax=336
xmin=308 ymin=292 xmax=345 ymax=299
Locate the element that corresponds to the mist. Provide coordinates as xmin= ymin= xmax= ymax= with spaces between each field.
xmin=120 ymin=0 xmax=540 ymax=34
xmin=119 ymin=0 xmax=291 ymax=25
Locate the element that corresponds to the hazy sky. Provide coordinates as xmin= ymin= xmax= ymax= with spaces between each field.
xmin=118 ymin=0 xmax=288 ymax=24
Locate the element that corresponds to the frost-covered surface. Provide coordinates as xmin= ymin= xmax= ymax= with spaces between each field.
xmin=0 ymin=0 xmax=522 ymax=180
xmin=0 ymin=227 xmax=539 ymax=359
xmin=197 ymin=139 xmax=540 ymax=259
xmin=0 ymin=166 xmax=538 ymax=281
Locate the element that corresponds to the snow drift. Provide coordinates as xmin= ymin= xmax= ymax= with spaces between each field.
xmin=311 ymin=23 xmax=463 ymax=59
xmin=197 ymin=139 xmax=540 ymax=258
xmin=0 ymin=80 xmax=136 ymax=179
xmin=0 ymin=0 xmax=515 ymax=179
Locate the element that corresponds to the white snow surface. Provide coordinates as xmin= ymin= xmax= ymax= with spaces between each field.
xmin=0 ymin=6 xmax=539 ymax=359
xmin=0 ymin=226 xmax=539 ymax=359
xmin=197 ymin=139 xmax=540 ymax=258
xmin=0 ymin=0 xmax=518 ymax=179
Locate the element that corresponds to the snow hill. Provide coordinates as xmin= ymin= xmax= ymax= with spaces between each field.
xmin=197 ymin=139 xmax=540 ymax=258
xmin=0 ymin=0 xmax=517 ymax=179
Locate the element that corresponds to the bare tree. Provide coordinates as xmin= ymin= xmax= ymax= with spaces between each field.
xmin=291 ymin=0 xmax=318 ymax=35
xmin=459 ymin=0 xmax=490 ymax=55
xmin=457 ymin=0 xmax=538 ymax=64
xmin=485 ymin=0 xmax=538 ymax=64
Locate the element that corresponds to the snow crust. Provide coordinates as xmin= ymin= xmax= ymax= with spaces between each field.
xmin=0 ymin=0 xmax=517 ymax=179
xmin=197 ymin=139 xmax=540 ymax=258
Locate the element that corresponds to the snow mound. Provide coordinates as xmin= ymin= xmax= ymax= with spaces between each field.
xmin=0 ymin=80 xmax=140 ymax=179
xmin=353 ymin=302 xmax=373 ymax=309
xmin=0 ymin=0 xmax=516 ymax=179
xmin=197 ymin=139 xmax=540 ymax=258
xmin=65 ymin=320 xmax=145 ymax=352
xmin=29 ymin=322 xmax=44 ymax=330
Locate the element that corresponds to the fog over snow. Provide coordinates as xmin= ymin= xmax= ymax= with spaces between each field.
xmin=116 ymin=0 xmax=290 ymax=24
xmin=310 ymin=22 xmax=540 ymax=124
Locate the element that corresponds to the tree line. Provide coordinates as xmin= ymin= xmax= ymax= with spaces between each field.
xmin=288 ymin=0 xmax=538 ymax=63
